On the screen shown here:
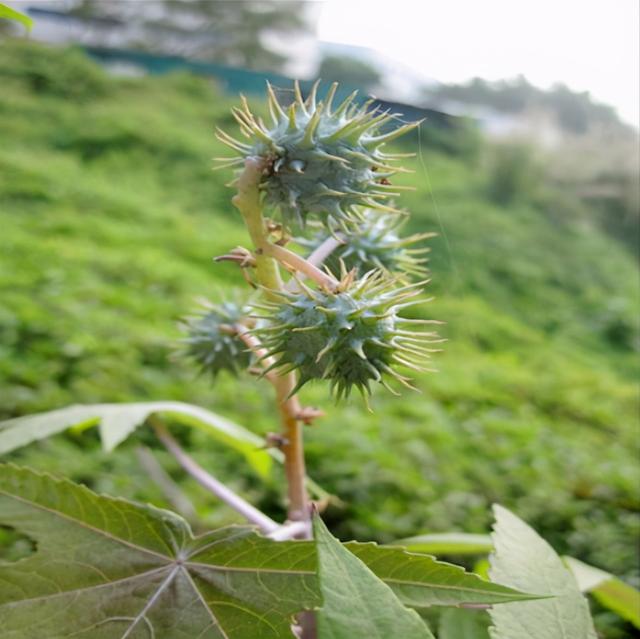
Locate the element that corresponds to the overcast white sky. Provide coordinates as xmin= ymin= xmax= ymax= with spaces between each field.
xmin=316 ymin=0 xmax=639 ymax=126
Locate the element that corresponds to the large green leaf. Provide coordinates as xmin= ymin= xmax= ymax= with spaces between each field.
xmin=346 ymin=541 xmax=536 ymax=608
xmin=488 ymin=504 xmax=597 ymax=639
xmin=564 ymin=556 xmax=640 ymax=629
xmin=0 ymin=463 xmax=319 ymax=639
xmin=0 ymin=401 xmax=274 ymax=476
xmin=438 ymin=608 xmax=490 ymax=639
xmin=314 ymin=514 xmax=435 ymax=639
xmin=0 ymin=2 xmax=33 ymax=31
xmin=393 ymin=533 xmax=493 ymax=556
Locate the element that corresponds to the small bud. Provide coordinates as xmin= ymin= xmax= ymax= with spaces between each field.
xmin=178 ymin=300 xmax=251 ymax=379
xmin=299 ymin=210 xmax=433 ymax=280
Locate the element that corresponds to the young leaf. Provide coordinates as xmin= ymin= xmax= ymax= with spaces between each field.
xmin=347 ymin=542 xmax=536 ymax=608
xmin=0 ymin=2 xmax=33 ymax=31
xmin=0 ymin=463 xmax=320 ymax=639
xmin=392 ymin=533 xmax=493 ymax=556
xmin=488 ymin=504 xmax=597 ymax=639
xmin=0 ymin=401 xmax=273 ymax=476
xmin=438 ymin=608 xmax=490 ymax=639
xmin=0 ymin=402 xmax=331 ymax=499
xmin=564 ymin=556 xmax=640 ymax=629
xmin=314 ymin=514 xmax=435 ymax=639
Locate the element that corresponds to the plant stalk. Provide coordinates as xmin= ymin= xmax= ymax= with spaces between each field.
xmin=264 ymin=242 xmax=339 ymax=291
xmin=135 ymin=445 xmax=198 ymax=522
xmin=285 ymin=234 xmax=344 ymax=293
xmin=232 ymin=157 xmax=311 ymax=534
xmin=234 ymin=323 xmax=278 ymax=382
xmin=151 ymin=418 xmax=280 ymax=533
xmin=231 ymin=157 xmax=283 ymax=296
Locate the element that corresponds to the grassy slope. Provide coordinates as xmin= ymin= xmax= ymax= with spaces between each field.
xmin=0 ymin=41 xmax=638 ymax=634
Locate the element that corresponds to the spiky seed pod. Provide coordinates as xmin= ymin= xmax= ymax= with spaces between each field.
xmin=298 ymin=210 xmax=434 ymax=280
xmin=216 ymin=81 xmax=421 ymax=231
xmin=254 ymin=270 xmax=440 ymax=403
xmin=179 ymin=300 xmax=251 ymax=378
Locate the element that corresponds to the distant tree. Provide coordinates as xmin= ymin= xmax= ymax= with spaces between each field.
xmin=545 ymin=83 xmax=620 ymax=134
xmin=69 ymin=0 xmax=310 ymax=71
xmin=424 ymin=76 xmax=536 ymax=113
xmin=317 ymin=55 xmax=382 ymax=90
xmin=487 ymin=142 xmax=541 ymax=205
xmin=423 ymin=76 xmax=624 ymax=135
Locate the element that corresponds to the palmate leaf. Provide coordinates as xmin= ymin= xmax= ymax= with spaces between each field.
xmin=488 ymin=505 xmax=597 ymax=639
xmin=0 ymin=464 xmax=539 ymax=639
xmin=0 ymin=463 xmax=319 ymax=639
xmin=314 ymin=514 xmax=435 ymax=639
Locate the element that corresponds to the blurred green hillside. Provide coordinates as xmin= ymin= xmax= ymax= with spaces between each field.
xmin=0 ymin=41 xmax=638 ymax=636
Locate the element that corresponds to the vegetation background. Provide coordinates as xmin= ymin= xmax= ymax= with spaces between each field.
xmin=0 ymin=39 xmax=638 ymax=637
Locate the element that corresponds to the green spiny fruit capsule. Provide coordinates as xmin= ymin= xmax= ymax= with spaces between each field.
xmin=216 ymin=81 xmax=421 ymax=231
xmin=179 ymin=300 xmax=251 ymax=378
xmin=298 ymin=210 xmax=434 ymax=280
xmin=254 ymin=270 xmax=440 ymax=404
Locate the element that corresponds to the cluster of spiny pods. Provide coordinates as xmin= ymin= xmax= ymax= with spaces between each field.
xmin=180 ymin=81 xmax=441 ymax=403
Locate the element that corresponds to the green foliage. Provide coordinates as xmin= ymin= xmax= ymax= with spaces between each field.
xmin=413 ymin=117 xmax=483 ymax=162
xmin=488 ymin=505 xmax=597 ymax=639
xmin=0 ymin=41 xmax=637 ymax=637
xmin=314 ymin=514 xmax=435 ymax=639
xmin=0 ymin=38 xmax=108 ymax=99
xmin=486 ymin=142 xmax=541 ymax=206
xmin=0 ymin=463 xmax=320 ymax=639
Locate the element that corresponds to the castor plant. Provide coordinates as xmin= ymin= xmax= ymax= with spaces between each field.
xmin=0 ymin=78 xmax=625 ymax=639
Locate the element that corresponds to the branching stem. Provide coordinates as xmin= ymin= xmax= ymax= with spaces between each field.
xmin=234 ymin=323 xmax=277 ymax=382
xmin=231 ymin=157 xmax=283 ymax=297
xmin=306 ymin=235 xmax=345 ymax=268
xmin=264 ymin=242 xmax=339 ymax=291
xmin=285 ymin=235 xmax=344 ymax=292
xmin=135 ymin=446 xmax=198 ymax=522
xmin=232 ymin=157 xmax=311 ymax=535
xmin=267 ymin=521 xmax=310 ymax=541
